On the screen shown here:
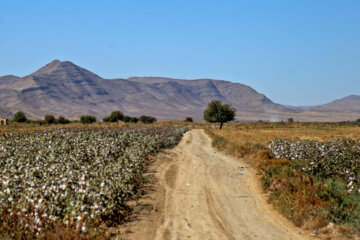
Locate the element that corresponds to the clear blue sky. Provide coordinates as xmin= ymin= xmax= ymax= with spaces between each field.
xmin=0 ymin=0 xmax=359 ymax=106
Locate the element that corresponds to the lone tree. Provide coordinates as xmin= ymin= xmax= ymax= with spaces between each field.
xmin=13 ymin=111 xmax=27 ymax=122
xmin=203 ymin=100 xmax=236 ymax=129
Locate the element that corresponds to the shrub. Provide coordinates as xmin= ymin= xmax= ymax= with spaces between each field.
xmin=80 ymin=115 xmax=96 ymax=124
xmin=130 ymin=117 xmax=139 ymax=123
xmin=13 ymin=111 xmax=27 ymax=122
xmin=44 ymin=115 xmax=56 ymax=124
xmin=123 ymin=115 xmax=132 ymax=123
xmin=102 ymin=116 xmax=110 ymax=122
xmin=103 ymin=111 xmax=124 ymax=122
xmin=121 ymin=116 xmax=138 ymax=123
xmin=139 ymin=115 xmax=157 ymax=124
xmin=185 ymin=117 xmax=193 ymax=122
xmin=57 ymin=116 xmax=70 ymax=124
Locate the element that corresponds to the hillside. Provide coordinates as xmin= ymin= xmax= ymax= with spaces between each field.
xmin=0 ymin=60 xmax=296 ymax=120
xmin=308 ymin=95 xmax=360 ymax=113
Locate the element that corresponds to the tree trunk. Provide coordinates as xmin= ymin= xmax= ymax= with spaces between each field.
xmin=219 ymin=122 xmax=223 ymax=129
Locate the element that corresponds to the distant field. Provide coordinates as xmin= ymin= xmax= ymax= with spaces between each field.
xmin=206 ymin=122 xmax=360 ymax=146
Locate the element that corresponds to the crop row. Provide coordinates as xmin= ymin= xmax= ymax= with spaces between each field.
xmin=268 ymin=138 xmax=360 ymax=193
xmin=0 ymin=126 xmax=187 ymax=236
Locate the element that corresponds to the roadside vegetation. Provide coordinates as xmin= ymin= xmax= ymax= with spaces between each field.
xmin=205 ymin=122 xmax=360 ymax=238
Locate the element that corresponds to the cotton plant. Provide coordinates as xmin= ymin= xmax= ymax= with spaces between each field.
xmin=268 ymin=138 xmax=360 ymax=193
xmin=0 ymin=126 xmax=187 ymax=234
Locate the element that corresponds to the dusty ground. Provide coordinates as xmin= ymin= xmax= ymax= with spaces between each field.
xmin=119 ymin=129 xmax=314 ymax=240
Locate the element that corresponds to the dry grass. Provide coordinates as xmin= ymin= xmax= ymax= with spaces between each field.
xmin=205 ymin=122 xmax=360 ymax=169
xmin=205 ymin=122 xmax=360 ymax=239
xmin=207 ymin=122 xmax=360 ymax=147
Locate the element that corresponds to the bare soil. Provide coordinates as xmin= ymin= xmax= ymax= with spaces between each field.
xmin=118 ymin=129 xmax=314 ymax=240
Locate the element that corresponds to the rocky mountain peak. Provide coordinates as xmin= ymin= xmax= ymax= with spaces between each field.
xmin=31 ymin=59 xmax=63 ymax=76
xmin=28 ymin=60 xmax=103 ymax=82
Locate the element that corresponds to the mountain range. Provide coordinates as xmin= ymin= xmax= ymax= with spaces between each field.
xmin=0 ymin=60 xmax=359 ymax=122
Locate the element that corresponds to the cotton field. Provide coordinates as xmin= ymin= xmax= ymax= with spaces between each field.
xmin=0 ymin=126 xmax=187 ymax=236
xmin=268 ymin=138 xmax=360 ymax=193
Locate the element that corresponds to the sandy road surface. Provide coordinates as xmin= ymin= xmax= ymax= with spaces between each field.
xmin=120 ymin=129 xmax=312 ymax=240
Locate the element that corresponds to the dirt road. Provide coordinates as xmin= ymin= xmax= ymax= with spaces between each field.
xmin=121 ymin=129 xmax=312 ymax=240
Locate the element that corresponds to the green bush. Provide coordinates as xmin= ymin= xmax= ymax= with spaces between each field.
xmin=139 ymin=115 xmax=157 ymax=124
xmin=103 ymin=111 xmax=124 ymax=122
xmin=319 ymin=179 xmax=360 ymax=230
xmin=130 ymin=117 xmax=139 ymax=123
xmin=57 ymin=116 xmax=70 ymax=124
xmin=44 ymin=115 xmax=56 ymax=124
xmin=13 ymin=111 xmax=27 ymax=122
xmin=185 ymin=117 xmax=193 ymax=122
xmin=123 ymin=115 xmax=132 ymax=123
xmin=80 ymin=115 xmax=96 ymax=124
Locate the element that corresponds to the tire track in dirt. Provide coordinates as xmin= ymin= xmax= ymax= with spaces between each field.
xmin=206 ymin=188 xmax=236 ymax=240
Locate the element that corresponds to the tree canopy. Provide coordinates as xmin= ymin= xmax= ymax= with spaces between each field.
xmin=185 ymin=117 xmax=193 ymax=122
xmin=139 ymin=115 xmax=157 ymax=124
xmin=203 ymin=100 xmax=236 ymax=129
xmin=13 ymin=111 xmax=27 ymax=122
xmin=44 ymin=115 xmax=56 ymax=124
xmin=80 ymin=115 xmax=96 ymax=124
xmin=103 ymin=111 xmax=124 ymax=122
xmin=57 ymin=116 xmax=70 ymax=124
